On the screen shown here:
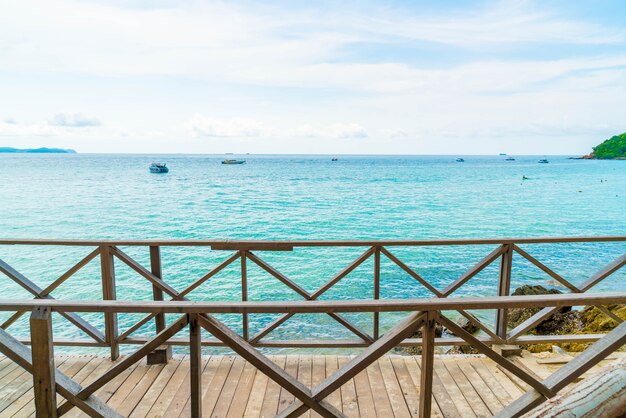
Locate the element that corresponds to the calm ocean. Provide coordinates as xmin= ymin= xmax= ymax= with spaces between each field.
xmin=1 ymin=154 xmax=624 ymax=349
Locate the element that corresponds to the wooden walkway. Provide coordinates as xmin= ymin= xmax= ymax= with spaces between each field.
xmin=0 ymin=353 xmax=622 ymax=418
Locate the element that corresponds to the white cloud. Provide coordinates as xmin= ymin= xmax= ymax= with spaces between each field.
xmin=49 ymin=113 xmax=101 ymax=127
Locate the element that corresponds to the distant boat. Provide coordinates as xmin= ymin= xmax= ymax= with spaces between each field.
xmin=505 ymin=157 xmax=515 ymax=161
xmin=149 ymin=162 xmax=169 ymax=173
xmin=222 ymin=159 xmax=246 ymax=165
xmin=538 ymin=159 xmax=549 ymax=164
xmin=455 ymin=158 xmax=465 ymax=162
xmin=331 ymin=158 xmax=338 ymax=161
xmin=499 ymin=153 xmax=507 ymax=156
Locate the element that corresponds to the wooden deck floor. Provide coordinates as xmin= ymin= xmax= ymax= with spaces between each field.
xmin=0 ymin=353 xmax=622 ymax=417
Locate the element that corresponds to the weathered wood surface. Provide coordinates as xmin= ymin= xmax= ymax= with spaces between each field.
xmin=1 ymin=236 xmax=625 ymax=246
xmin=0 ymin=353 xmax=623 ymax=417
xmin=521 ymin=359 xmax=626 ymax=418
xmin=0 ymin=292 xmax=624 ymax=314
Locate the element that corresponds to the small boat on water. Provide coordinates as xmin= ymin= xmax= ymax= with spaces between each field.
xmin=538 ymin=159 xmax=549 ymax=164
xmin=222 ymin=159 xmax=246 ymax=165
xmin=331 ymin=158 xmax=338 ymax=161
xmin=505 ymin=157 xmax=516 ymax=161
xmin=149 ymin=162 xmax=169 ymax=173
xmin=455 ymin=158 xmax=465 ymax=162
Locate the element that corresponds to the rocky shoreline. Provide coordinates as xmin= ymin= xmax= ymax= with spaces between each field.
xmin=402 ymin=284 xmax=626 ymax=355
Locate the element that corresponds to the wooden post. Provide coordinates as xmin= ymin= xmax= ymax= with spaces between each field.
xmin=419 ymin=311 xmax=437 ymax=418
xmin=373 ymin=246 xmax=381 ymax=340
xmin=189 ymin=314 xmax=202 ymax=418
xmin=100 ymin=246 xmax=119 ymax=360
xmin=496 ymin=244 xmax=513 ymax=339
xmin=241 ymin=250 xmax=248 ymax=340
xmin=30 ymin=307 xmax=57 ymax=418
xmin=147 ymin=245 xmax=171 ymax=365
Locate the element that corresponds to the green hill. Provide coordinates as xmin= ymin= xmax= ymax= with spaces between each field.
xmin=0 ymin=147 xmax=76 ymax=153
xmin=590 ymin=132 xmax=626 ymax=159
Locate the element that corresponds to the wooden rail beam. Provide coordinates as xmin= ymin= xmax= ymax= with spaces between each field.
xmin=30 ymin=307 xmax=57 ymax=418
xmin=419 ymin=311 xmax=437 ymax=418
xmin=189 ymin=314 xmax=202 ymax=418
xmin=147 ymin=245 xmax=171 ymax=365
xmin=99 ymin=246 xmax=119 ymax=360
xmin=496 ymin=244 xmax=513 ymax=339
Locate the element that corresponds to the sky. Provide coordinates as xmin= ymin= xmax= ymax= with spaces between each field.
xmin=1 ymin=0 xmax=625 ymax=154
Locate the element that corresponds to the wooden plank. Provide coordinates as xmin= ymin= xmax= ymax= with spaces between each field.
xmin=0 ymin=358 xmax=66 ymax=414
xmin=390 ymin=356 xmax=421 ymax=417
xmin=366 ymin=362 xmax=395 ymax=417
xmin=259 ymin=356 xmax=286 ymax=417
xmin=29 ymin=307 xmax=56 ymax=418
xmin=243 ymin=358 xmax=270 ymax=418
xmin=144 ymin=356 xmax=190 ymax=417
xmin=106 ymin=361 xmax=151 ymax=410
xmin=466 ymin=357 xmax=513 ymax=405
xmin=344 ymin=357 xmax=372 ymax=418
xmin=180 ymin=355 xmax=222 ymax=417
xmin=68 ymin=314 xmax=188 ymax=405
xmin=197 ymin=315 xmax=342 ymax=418
xmin=377 ymin=356 xmax=411 ymax=418
xmin=398 ymin=355 xmax=448 ymax=418
xmin=0 ymin=327 xmax=120 ymax=418
xmin=163 ymin=356 xmax=208 ymax=417
xmin=478 ymin=358 xmax=523 ymax=400
xmin=226 ymin=359 xmax=258 ymax=418
xmin=434 ymin=360 xmax=477 ymax=418
xmin=310 ymin=355 xmax=327 ymax=418
xmin=8 ymin=356 xmax=95 ymax=417
xmin=441 ymin=357 xmax=491 ymax=417
xmin=63 ymin=357 xmax=121 ymax=418
xmin=210 ymin=357 xmax=246 ymax=417
xmin=323 ymin=356 xmax=343 ymax=415
xmin=115 ymin=363 xmax=165 ymax=417
xmin=298 ymin=356 xmax=313 ymax=418
xmin=201 ymin=356 xmax=235 ymax=416
xmin=129 ymin=356 xmax=186 ymax=418
xmin=277 ymin=356 xmax=300 ymax=414
xmin=438 ymin=314 xmax=554 ymax=398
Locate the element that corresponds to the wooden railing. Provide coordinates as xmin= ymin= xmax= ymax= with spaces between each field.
xmin=0 ymin=237 xmax=624 ymax=360
xmin=0 ymin=294 xmax=625 ymax=417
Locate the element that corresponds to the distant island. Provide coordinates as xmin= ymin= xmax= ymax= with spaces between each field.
xmin=583 ymin=132 xmax=626 ymax=159
xmin=0 ymin=147 xmax=76 ymax=154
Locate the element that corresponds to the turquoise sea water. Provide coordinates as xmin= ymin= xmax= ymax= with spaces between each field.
xmin=0 ymin=154 xmax=624 ymax=351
